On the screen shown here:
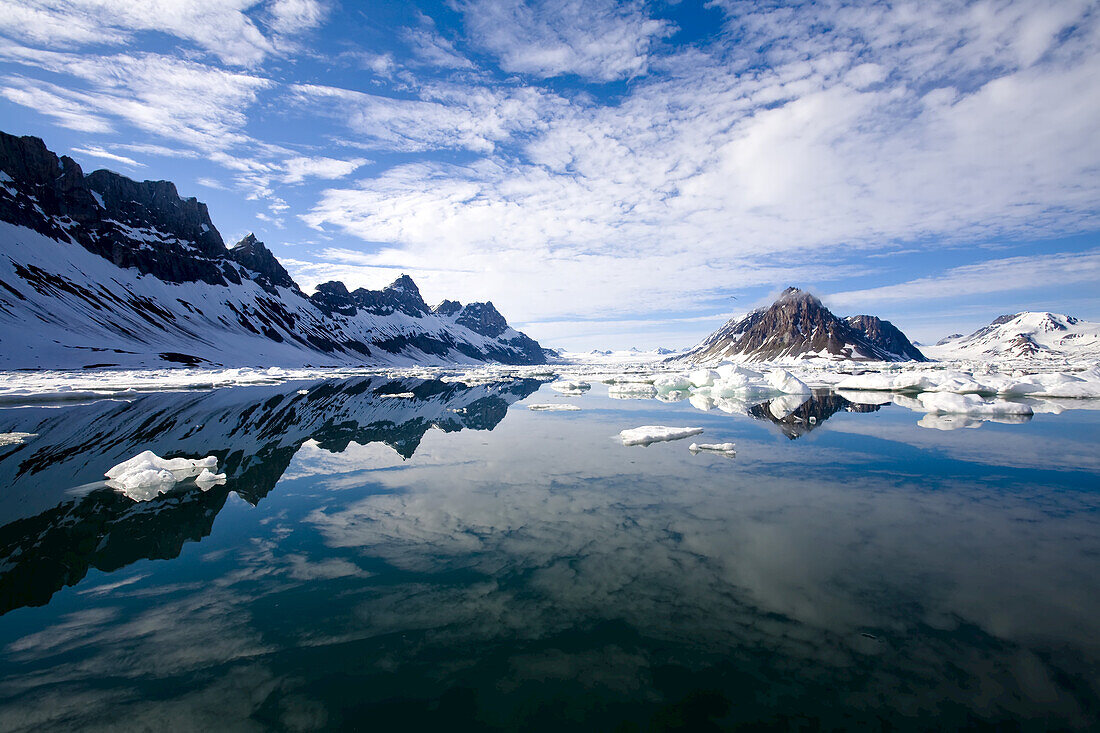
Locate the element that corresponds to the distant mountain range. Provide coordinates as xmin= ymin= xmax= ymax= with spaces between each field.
xmin=0 ymin=131 xmax=547 ymax=369
xmin=681 ymin=287 xmax=926 ymax=363
xmin=924 ymin=312 xmax=1100 ymax=361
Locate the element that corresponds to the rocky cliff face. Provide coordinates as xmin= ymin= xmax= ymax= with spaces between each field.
xmin=682 ymin=287 xmax=925 ymax=363
xmin=844 ymin=315 xmax=926 ymax=361
xmin=0 ymin=131 xmax=546 ymax=368
xmin=230 ymin=233 xmax=299 ymax=293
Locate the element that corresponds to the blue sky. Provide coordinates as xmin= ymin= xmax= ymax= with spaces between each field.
xmin=0 ymin=0 xmax=1098 ymax=350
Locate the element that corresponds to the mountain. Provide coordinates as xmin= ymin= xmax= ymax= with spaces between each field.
xmin=680 ymin=287 xmax=925 ymax=363
xmin=922 ymin=312 xmax=1100 ymax=361
xmin=0 ymin=131 xmax=545 ymax=369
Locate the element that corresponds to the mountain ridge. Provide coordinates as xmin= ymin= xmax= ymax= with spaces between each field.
xmin=0 ymin=131 xmax=546 ymax=369
xmin=922 ymin=311 xmax=1100 ymax=360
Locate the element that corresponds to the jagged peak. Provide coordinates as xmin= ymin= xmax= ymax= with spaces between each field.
xmin=433 ymin=299 xmax=463 ymax=316
xmin=314 ymin=280 xmax=351 ymax=297
xmin=232 ymin=232 xmax=261 ymax=250
xmin=386 ymin=273 xmax=419 ymax=292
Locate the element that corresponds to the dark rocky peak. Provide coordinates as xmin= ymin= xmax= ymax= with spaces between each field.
xmin=84 ymin=169 xmax=225 ymax=258
xmin=309 ymin=280 xmax=357 ymax=316
xmin=685 ymin=286 xmax=924 ymax=363
xmin=456 ymin=301 xmax=509 ymax=338
xmin=0 ymin=132 xmax=101 ymax=226
xmin=230 ymin=233 xmax=298 ymax=292
xmin=348 ymin=274 xmax=430 ymax=317
xmin=845 ymin=315 xmax=926 ymax=361
xmin=0 ymin=131 xmax=235 ymax=285
xmin=384 ymin=274 xmax=430 ymax=315
xmin=433 ymin=299 xmax=463 ymax=317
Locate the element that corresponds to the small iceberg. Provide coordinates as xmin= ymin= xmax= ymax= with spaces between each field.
xmin=105 ymin=450 xmax=226 ymax=501
xmin=767 ymin=369 xmax=812 ymax=395
xmin=620 ymin=425 xmax=704 ymax=446
xmin=688 ymin=442 xmax=736 ymax=454
xmin=550 ymin=380 xmax=591 ymax=394
xmin=528 ymin=403 xmax=581 ymax=411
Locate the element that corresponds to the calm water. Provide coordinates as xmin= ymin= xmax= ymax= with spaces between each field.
xmin=0 ymin=375 xmax=1098 ymax=731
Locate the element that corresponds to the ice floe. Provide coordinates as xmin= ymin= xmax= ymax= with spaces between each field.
xmin=620 ymin=426 xmax=704 ymax=446
xmin=0 ymin=432 xmax=35 ymax=446
xmin=688 ymin=442 xmax=737 ymax=454
xmin=104 ymin=450 xmax=223 ymax=500
xmin=549 ymin=380 xmax=591 ymax=395
xmin=528 ymin=403 xmax=582 ymax=411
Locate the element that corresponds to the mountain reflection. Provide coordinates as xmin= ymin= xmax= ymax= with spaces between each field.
xmin=747 ymin=390 xmax=883 ymax=439
xmin=0 ymin=376 xmax=543 ymax=614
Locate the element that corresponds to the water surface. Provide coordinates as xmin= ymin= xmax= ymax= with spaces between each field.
xmin=0 ymin=376 xmax=1097 ymax=730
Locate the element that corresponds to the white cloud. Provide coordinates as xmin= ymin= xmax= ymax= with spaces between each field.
xmin=827 ymin=248 xmax=1100 ymax=308
xmin=404 ymin=15 xmax=475 ymax=70
xmin=265 ymin=0 xmax=328 ymax=37
xmin=0 ymin=46 xmax=271 ymax=151
xmin=458 ymin=0 xmax=673 ymax=81
xmin=290 ymin=82 xmax=563 ymax=153
xmin=70 ymin=145 xmax=143 ymax=167
xmin=281 ymin=155 xmax=367 ymax=184
xmin=300 ymin=0 xmax=1100 ymax=334
xmin=0 ymin=0 xmax=327 ymax=67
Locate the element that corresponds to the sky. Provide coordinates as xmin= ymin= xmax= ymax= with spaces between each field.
xmin=0 ymin=0 xmax=1098 ymax=351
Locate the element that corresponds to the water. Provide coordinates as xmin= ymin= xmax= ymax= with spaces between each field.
xmin=0 ymin=375 xmax=1098 ymax=731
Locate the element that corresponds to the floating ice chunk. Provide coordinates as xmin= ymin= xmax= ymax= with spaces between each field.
xmin=550 ymin=380 xmax=590 ymax=394
xmin=917 ymin=392 xmax=1033 ymax=416
xmin=620 ymin=425 xmax=704 ymax=446
xmin=0 ymin=432 xmax=36 ymax=446
xmin=195 ymin=468 xmax=227 ymax=486
xmin=716 ymin=364 xmax=762 ymax=382
xmin=608 ymin=383 xmax=658 ymax=398
xmin=834 ymin=372 xmax=934 ymax=392
xmin=689 ymin=369 xmax=718 ymax=388
xmin=688 ymin=442 xmax=736 ymax=453
xmin=655 ymin=389 xmax=690 ymax=402
xmin=105 ymin=450 xmax=221 ymax=500
xmin=528 ymin=403 xmax=581 ymax=411
xmin=767 ymin=369 xmax=811 ymax=395
xmin=653 ymin=374 xmax=693 ymax=393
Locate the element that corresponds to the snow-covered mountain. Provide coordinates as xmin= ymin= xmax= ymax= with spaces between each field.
xmin=680 ymin=287 xmax=925 ymax=363
xmin=923 ymin=312 xmax=1100 ymax=361
xmin=0 ymin=131 xmax=546 ymax=369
